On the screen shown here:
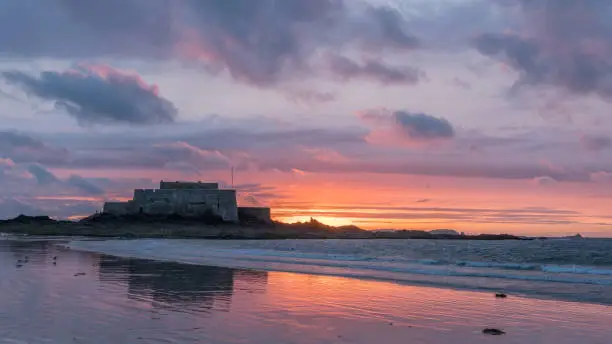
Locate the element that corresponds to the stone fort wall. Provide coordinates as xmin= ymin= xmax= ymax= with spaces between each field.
xmin=132 ymin=188 xmax=238 ymax=222
xmin=103 ymin=181 xmax=239 ymax=222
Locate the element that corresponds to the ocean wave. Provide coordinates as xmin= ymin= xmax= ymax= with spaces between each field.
xmin=444 ymin=261 xmax=612 ymax=277
xmin=64 ymin=239 xmax=612 ymax=288
xmin=541 ymin=265 xmax=612 ymax=276
xmin=455 ymin=261 xmax=539 ymax=270
xmin=217 ymin=249 xmax=612 ymax=277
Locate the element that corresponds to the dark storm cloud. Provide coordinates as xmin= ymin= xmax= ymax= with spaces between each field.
xmin=393 ymin=111 xmax=455 ymax=140
xmin=475 ymin=0 xmax=612 ymax=100
xmin=327 ymin=54 xmax=423 ymax=85
xmin=2 ymin=64 xmax=177 ymax=125
xmin=0 ymin=0 xmax=419 ymax=86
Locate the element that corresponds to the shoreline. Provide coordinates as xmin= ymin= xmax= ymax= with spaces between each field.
xmin=4 ymin=234 xmax=606 ymax=307
xmin=62 ymin=237 xmax=612 ymax=306
xmin=0 ymin=215 xmax=527 ymax=240
xmin=62 ymin=239 xmax=598 ymax=307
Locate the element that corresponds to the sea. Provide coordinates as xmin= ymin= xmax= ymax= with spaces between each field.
xmin=67 ymin=237 xmax=612 ymax=305
xmin=1 ymin=236 xmax=611 ymax=343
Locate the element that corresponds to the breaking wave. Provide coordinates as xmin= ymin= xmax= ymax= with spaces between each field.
xmin=65 ymin=238 xmax=612 ymax=304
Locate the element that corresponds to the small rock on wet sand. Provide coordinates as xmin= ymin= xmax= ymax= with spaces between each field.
xmin=74 ymin=272 xmax=86 ymax=277
xmin=495 ymin=293 xmax=507 ymax=298
xmin=483 ymin=328 xmax=506 ymax=335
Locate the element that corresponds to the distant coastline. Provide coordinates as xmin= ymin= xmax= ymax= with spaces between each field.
xmin=0 ymin=214 xmax=527 ymax=240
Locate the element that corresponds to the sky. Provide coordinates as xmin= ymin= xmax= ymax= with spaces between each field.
xmin=1 ymin=0 xmax=612 ymax=236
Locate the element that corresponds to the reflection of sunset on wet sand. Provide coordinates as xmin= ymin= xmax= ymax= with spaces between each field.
xmin=2 ymin=239 xmax=611 ymax=344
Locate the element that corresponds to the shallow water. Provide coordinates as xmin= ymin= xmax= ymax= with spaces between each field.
xmin=1 ymin=238 xmax=611 ymax=344
xmin=68 ymin=238 xmax=612 ymax=305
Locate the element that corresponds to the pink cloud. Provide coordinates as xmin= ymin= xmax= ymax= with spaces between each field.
xmin=301 ymin=147 xmax=350 ymax=163
xmin=532 ymin=176 xmax=558 ymax=186
xmin=357 ymin=108 xmax=455 ymax=146
xmin=590 ymin=171 xmax=612 ymax=183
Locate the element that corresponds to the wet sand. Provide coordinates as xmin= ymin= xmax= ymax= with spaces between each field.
xmin=1 ymin=238 xmax=610 ymax=344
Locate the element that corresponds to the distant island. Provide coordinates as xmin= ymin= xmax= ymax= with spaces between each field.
xmin=0 ymin=180 xmax=526 ymax=241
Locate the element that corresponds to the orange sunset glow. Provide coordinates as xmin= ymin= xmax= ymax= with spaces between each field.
xmin=41 ymin=166 xmax=612 ymax=236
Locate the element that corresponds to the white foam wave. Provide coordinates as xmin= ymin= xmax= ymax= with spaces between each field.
xmin=64 ymin=239 xmax=612 ymax=289
xmin=541 ymin=265 xmax=612 ymax=276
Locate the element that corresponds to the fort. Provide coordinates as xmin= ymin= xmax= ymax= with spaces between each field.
xmin=103 ymin=181 xmax=271 ymax=223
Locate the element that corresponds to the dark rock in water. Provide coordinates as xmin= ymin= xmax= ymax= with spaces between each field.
xmin=16 ymin=264 xmax=22 ymax=268
xmin=495 ymin=293 xmax=507 ymax=298
xmin=483 ymin=328 xmax=505 ymax=335
xmin=74 ymin=272 xmax=86 ymax=277
xmin=53 ymin=256 xmax=57 ymax=260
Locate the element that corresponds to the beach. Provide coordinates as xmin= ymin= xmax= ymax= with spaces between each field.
xmin=1 ymin=237 xmax=611 ymax=343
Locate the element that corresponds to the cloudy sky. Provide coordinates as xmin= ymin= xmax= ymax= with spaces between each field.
xmin=2 ymin=0 xmax=612 ymax=236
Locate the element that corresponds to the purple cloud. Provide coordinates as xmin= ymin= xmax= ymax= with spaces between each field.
xmin=327 ymin=54 xmax=424 ymax=85
xmin=393 ymin=111 xmax=455 ymax=140
xmin=0 ymin=131 xmax=68 ymax=164
xmin=474 ymin=0 xmax=612 ymax=101
xmin=359 ymin=109 xmax=455 ymax=143
xmin=65 ymin=175 xmax=105 ymax=195
xmin=27 ymin=164 xmax=59 ymax=185
xmin=2 ymin=64 xmax=177 ymax=125
xmin=0 ymin=0 xmax=420 ymax=87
